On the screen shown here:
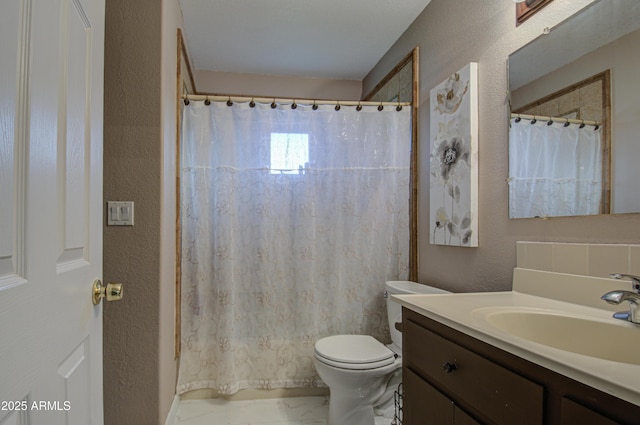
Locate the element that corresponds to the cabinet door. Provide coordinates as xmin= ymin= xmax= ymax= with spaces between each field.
xmin=454 ymin=407 xmax=482 ymax=425
xmin=404 ymin=368 xmax=483 ymax=425
xmin=405 ymin=368 xmax=454 ymax=424
xmin=561 ymin=398 xmax=622 ymax=425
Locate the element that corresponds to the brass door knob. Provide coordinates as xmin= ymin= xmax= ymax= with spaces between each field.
xmin=92 ymin=279 xmax=124 ymax=305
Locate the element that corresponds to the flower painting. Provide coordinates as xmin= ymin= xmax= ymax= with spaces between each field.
xmin=430 ymin=63 xmax=478 ymax=247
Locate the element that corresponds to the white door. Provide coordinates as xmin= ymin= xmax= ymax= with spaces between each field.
xmin=0 ymin=0 xmax=105 ymax=424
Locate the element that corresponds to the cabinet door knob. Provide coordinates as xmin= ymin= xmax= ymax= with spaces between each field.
xmin=442 ymin=362 xmax=457 ymax=373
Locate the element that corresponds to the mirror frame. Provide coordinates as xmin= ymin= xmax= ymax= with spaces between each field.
xmin=516 ymin=0 xmax=554 ymax=26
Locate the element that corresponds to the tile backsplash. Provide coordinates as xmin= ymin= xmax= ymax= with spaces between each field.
xmin=516 ymin=242 xmax=640 ymax=278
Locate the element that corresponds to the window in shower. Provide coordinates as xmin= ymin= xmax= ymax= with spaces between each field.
xmin=270 ymin=132 xmax=309 ymax=174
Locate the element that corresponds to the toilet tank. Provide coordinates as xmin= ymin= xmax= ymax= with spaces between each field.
xmin=385 ymin=281 xmax=450 ymax=353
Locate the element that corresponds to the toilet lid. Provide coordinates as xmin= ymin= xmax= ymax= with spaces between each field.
xmin=314 ymin=335 xmax=395 ymax=369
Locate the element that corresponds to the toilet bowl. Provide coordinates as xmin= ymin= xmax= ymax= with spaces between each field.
xmin=314 ymin=281 xmax=450 ymax=425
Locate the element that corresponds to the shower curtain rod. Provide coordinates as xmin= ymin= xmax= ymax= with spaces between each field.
xmin=511 ymin=112 xmax=601 ymax=127
xmin=182 ymin=94 xmax=411 ymax=108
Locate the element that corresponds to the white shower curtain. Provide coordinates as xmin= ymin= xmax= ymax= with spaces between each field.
xmin=508 ymin=118 xmax=602 ymax=218
xmin=177 ymin=100 xmax=411 ymax=395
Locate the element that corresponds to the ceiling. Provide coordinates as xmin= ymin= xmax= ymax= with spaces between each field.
xmin=179 ymin=0 xmax=432 ymax=81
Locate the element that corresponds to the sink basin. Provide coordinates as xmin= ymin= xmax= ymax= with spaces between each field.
xmin=472 ymin=307 xmax=640 ymax=365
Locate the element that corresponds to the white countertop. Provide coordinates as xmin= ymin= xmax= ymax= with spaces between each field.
xmin=393 ymin=288 xmax=640 ymax=406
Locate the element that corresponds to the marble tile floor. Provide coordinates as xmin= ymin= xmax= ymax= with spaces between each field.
xmin=173 ymin=396 xmax=328 ymax=425
xmin=173 ymin=396 xmax=397 ymax=425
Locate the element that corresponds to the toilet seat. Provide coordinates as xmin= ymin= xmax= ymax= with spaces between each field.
xmin=314 ymin=335 xmax=396 ymax=370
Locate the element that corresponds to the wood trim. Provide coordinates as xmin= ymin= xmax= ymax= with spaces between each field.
xmin=410 ymin=47 xmax=419 ymax=282
xmin=513 ymin=70 xmax=611 ymax=214
xmin=601 ymin=70 xmax=612 ymax=215
xmin=175 ymin=29 xmax=182 ymax=360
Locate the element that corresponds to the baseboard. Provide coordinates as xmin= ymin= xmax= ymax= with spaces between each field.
xmin=163 ymin=395 xmax=180 ymax=425
xmin=180 ymin=387 xmax=329 ymax=401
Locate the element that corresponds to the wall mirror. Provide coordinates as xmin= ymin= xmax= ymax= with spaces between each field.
xmin=508 ymin=0 xmax=640 ymax=218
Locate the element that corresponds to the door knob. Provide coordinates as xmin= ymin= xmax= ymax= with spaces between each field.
xmin=92 ymin=279 xmax=124 ymax=305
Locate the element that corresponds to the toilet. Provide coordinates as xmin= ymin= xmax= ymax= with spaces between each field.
xmin=314 ymin=281 xmax=450 ymax=425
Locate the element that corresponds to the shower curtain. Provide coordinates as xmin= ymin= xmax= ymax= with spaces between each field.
xmin=508 ymin=118 xmax=602 ymax=218
xmin=177 ymin=100 xmax=411 ymax=395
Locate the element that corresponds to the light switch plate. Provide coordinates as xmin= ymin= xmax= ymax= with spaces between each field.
xmin=107 ymin=201 xmax=135 ymax=226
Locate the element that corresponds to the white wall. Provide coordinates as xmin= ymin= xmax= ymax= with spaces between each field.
xmin=194 ymin=69 xmax=362 ymax=100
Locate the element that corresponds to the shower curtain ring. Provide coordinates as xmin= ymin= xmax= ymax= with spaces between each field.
xmin=335 ymin=101 xmax=341 ymax=111
xmin=204 ymin=96 xmax=211 ymax=106
xmin=396 ymin=104 xmax=403 ymax=111
xmin=226 ymin=97 xmax=233 ymax=107
xmin=249 ymin=98 xmax=256 ymax=108
xmin=378 ymin=103 xmax=384 ymax=111
xmin=291 ymin=100 xmax=297 ymax=109
xmin=271 ymin=99 xmax=277 ymax=109
xmin=356 ymin=102 xmax=362 ymax=111
xmin=312 ymin=101 xmax=318 ymax=110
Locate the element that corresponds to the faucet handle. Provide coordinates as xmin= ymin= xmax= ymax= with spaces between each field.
xmin=610 ymin=273 xmax=640 ymax=293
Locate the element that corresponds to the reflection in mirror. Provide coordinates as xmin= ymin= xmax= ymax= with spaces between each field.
xmin=509 ymin=72 xmax=609 ymax=218
xmin=508 ymin=0 xmax=640 ymax=218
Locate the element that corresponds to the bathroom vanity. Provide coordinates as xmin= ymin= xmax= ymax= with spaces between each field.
xmin=393 ymin=269 xmax=640 ymax=425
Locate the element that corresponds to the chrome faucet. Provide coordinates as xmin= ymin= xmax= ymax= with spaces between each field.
xmin=601 ymin=274 xmax=640 ymax=324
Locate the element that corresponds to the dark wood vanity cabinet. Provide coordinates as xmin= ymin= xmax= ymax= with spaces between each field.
xmin=402 ymin=308 xmax=640 ymax=425
xmin=404 ymin=367 xmax=481 ymax=425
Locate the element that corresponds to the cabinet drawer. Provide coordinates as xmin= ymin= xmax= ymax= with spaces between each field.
xmin=405 ymin=318 xmax=544 ymax=425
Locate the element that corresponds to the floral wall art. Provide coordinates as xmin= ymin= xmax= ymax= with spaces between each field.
xmin=430 ymin=62 xmax=478 ymax=247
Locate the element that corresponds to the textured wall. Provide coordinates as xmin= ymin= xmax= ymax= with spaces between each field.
xmin=194 ymin=70 xmax=363 ymax=100
xmin=363 ymin=0 xmax=640 ymax=293
xmin=103 ymin=0 xmax=179 ymax=423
